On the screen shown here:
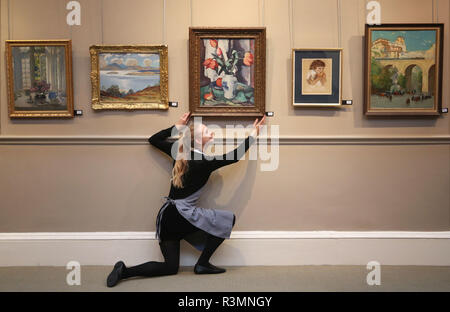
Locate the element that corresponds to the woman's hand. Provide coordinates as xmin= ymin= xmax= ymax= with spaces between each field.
xmin=175 ymin=112 xmax=191 ymax=130
xmin=251 ymin=115 xmax=266 ymax=137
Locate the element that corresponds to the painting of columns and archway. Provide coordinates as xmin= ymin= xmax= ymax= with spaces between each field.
xmin=364 ymin=24 xmax=443 ymax=116
xmin=6 ymin=40 xmax=74 ymax=118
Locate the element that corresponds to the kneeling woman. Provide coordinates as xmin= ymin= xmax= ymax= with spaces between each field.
xmin=107 ymin=112 xmax=265 ymax=287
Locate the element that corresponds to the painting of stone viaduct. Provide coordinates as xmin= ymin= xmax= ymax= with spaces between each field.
xmin=369 ymin=29 xmax=438 ymax=109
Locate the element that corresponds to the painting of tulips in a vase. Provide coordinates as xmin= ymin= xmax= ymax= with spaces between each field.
xmin=201 ymin=39 xmax=255 ymax=107
xmin=189 ymin=28 xmax=266 ymax=116
xmin=6 ymin=40 xmax=74 ymax=118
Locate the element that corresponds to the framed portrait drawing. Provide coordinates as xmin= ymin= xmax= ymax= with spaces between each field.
xmin=292 ymin=48 xmax=342 ymax=107
xmin=6 ymin=40 xmax=74 ymax=118
xmin=89 ymin=45 xmax=168 ymax=110
xmin=364 ymin=24 xmax=444 ymax=116
xmin=189 ymin=27 xmax=266 ymax=116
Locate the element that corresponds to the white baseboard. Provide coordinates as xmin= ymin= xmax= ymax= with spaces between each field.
xmin=1 ymin=231 xmax=450 ymax=266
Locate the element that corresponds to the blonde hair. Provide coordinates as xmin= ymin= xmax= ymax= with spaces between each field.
xmin=171 ymin=122 xmax=199 ymax=188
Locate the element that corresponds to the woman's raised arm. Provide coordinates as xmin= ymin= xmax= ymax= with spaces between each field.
xmin=148 ymin=112 xmax=191 ymax=159
xmin=148 ymin=125 xmax=179 ymax=158
xmin=205 ymin=115 xmax=266 ymax=172
xmin=204 ymin=135 xmax=256 ymax=171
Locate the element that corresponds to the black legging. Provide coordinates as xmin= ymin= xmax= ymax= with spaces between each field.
xmin=121 ymin=215 xmax=235 ymax=279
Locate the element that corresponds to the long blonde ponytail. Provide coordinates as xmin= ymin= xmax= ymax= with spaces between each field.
xmin=171 ymin=122 xmax=197 ymax=188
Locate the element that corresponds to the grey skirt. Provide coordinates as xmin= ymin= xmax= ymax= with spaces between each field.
xmin=156 ymin=184 xmax=234 ymax=251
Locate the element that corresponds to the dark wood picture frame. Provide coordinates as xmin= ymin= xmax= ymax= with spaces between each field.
xmin=364 ymin=24 xmax=444 ymax=117
xmin=189 ymin=27 xmax=266 ymax=117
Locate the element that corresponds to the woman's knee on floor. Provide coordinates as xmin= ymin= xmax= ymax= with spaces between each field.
xmin=165 ymin=261 xmax=179 ymax=275
xmin=163 ymin=254 xmax=179 ymax=275
xmin=159 ymin=240 xmax=180 ymax=274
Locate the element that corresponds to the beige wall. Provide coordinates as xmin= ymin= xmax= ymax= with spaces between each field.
xmin=0 ymin=0 xmax=449 ymax=232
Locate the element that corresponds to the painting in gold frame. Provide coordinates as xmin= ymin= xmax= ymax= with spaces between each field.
xmin=89 ymin=45 xmax=168 ymax=110
xmin=364 ymin=24 xmax=444 ymax=117
xmin=189 ymin=27 xmax=266 ymax=117
xmin=6 ymin=40 xmax=74 ymax=118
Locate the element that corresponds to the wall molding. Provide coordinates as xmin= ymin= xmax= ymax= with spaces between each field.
xmin=1 ymin=135 xmax=450 ymax=145
xmin=1 ymin=231 xmax=450 ymax=240
xmin=1 ymin=231 xmax=450 ymax=266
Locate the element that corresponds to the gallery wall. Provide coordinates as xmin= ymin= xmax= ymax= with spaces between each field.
xmin=0 ymin=0 xmax=449 ymax=232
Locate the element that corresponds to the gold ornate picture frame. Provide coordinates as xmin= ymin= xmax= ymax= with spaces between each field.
xmin=6 ymin=40 xmax=74 ymax=118
xmin=189 ymin=27 xmax=266 ymax=117
xmin=89 ymin=45 xmax=168 ymax=110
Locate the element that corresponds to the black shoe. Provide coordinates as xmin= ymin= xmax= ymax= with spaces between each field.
xmin=194 ymin=262 xmax=226 ymax=274
xmin=107 ymin=261 xmax=125 ymax=287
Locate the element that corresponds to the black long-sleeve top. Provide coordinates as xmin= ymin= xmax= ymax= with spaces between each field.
xmin=149 ymin=125 xmax=256 ymax=199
